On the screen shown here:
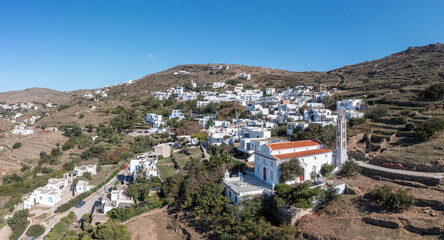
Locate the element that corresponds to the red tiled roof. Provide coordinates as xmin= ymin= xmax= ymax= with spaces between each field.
xmin=272 ymin=148 xmax=331 ymax=160
xmin=266 ymin=140 xmax=322 ymax=150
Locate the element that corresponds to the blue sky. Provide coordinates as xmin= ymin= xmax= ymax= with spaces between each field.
xmin=0 ymin=0 xmax=443 ymax=92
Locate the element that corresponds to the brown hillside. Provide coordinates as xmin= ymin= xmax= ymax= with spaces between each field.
xmin=111 ymin=43 xmax=444 ymax=105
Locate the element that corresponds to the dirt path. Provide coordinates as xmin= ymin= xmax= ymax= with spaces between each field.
xmin=0 ymin=225 xmax=12 ymax=240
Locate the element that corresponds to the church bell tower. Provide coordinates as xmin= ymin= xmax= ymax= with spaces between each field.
xmin=335 ymin=110 xmax=348 ymax=167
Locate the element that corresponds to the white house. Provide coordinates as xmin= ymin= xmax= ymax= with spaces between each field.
xmin=24 ymin=178 xmax=69 ymax=208
xmin=67 ymin=164 xmax=97 ymax=179
xmin=343 ymin=110 xmax=365 ymax=119
xmin=212 ymin=82 xmax=226 ymax=89
xmin=76 ymin=180 xmax=91 ymax=194
xmin=145 ymin=113 xmax=164 ymax=127
xmin=129 ymin=154 xmax=158 ymax=179
xmin=266 ymin=88 xmax=275 ymax=95
xmin=101 ymin=186 xmax=133 ymax=214
xmin=169 ymin=110 xmax=184 ymax=120
xmin=337 ymin=99 xmax=362 ymax=111
xmin=174 ymin=87 xmax=185 ymax=95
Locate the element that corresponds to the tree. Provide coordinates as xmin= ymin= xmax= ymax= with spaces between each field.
xmin=320 ymin=163 xmax=334 ymax=177
xmin=83 ymin=172 xmax=92 ymax=180
xmin=279 ymin=158 xmax=304 ymax=183
xmin=45 ymin=212 xmax=76 ymax=240
xmin=274 ymin=182 xmax=324 ymax=208
xmin=339 ymin=160 xmax=361 ymax=177
xmin=420 ymin=83 xmax=444 ymax=101
xmin=322 ymin=184 xmax=340 ymax=207
xmin=367 ymin=106 xmax=389 ymax=120
xmin=12 ymin=142 xmax=22 ymax=149
xmin=414 ymin=117 xmax=444 ymax=140
xmin=26 ymin=225 xmax=45 ymax=238
xmin=110 ymin=109 xmax=138 ymax=132
xmin=7 ymin=209 xmax=29 ymax=240
xmin=370 ymin=184 xmax=416 ymax=212
xmin=63 ymin=161 xmax=75 ymax=171
xmin=91 ymin=221 xmax=131 ymax=240
xmin=191 ymin=133 xmax=208 ymax=143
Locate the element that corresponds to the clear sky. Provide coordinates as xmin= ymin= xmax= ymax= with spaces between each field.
xmin=1 ymin=0 xmax=443 ymax=92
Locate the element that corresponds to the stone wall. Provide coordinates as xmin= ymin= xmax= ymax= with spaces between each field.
xmin=273 ymin=206 xmax=313 ymax=225
xmin=361 ymin=165 xmax=443 ymax=186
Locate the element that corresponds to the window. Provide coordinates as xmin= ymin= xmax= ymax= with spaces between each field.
xmin=235 ymin=196 xmax=238 ymax=203
xmin=229 ymin=191 xmax=232 ymax=197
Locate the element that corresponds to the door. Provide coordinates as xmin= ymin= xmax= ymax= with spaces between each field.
xmin=263 ymin=167 xmax=267 ymax=181
xmin=299 ymin=174 xmax=304 ymax=181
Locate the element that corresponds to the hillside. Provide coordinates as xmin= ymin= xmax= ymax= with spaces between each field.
xmin=0 ymin=88 xmax=69 ymax=104
xmin=112 ymin=43 xmax=444 ymax=105
xmin=1 ymin=43 xmax=443 ymax=112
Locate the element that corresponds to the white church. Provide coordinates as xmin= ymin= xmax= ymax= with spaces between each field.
xmin=223 ymin=112 xmax=348 ymax=204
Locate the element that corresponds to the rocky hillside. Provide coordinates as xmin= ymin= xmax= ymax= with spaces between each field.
xmin=111 ymin=43 xmax=444 ymax=104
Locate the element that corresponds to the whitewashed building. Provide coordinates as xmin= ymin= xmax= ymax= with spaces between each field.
xmin=337 ymin=99 xmax=362 ymax=111
xmin=76 ymin=180 xmax=91 ymax=194
xmin=254 ymin=140 xmax=333 ymax=185
xmin=24 ymin=178 xmax=69 ymax=208
xmin=145 ymin=113 xmax=164 ymax=127
xmin=169 ymin=110 xmax=184 ymax=120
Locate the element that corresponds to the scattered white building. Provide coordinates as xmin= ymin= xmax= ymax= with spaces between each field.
xmin=145 ymin=113 xmax=164 ymax=127
xmin=11 ymin=124 xmax=34 ymax=135
xmin=129 ymin=154 xmax=158 ymax=179
xmin=76 ymin=180 xmax=91 ymax=194
xmin=337 ymin=99 xmax=362 ymax=111
xmin=169 ymin=110 xmax=184 ymax=120
xmin=24 ymin=178 xmax=69 ymax=208
xmin=66 ymin=164 xmax=97 ymax=179
xmin=239 ymin=73 xmax=251 ymax=80
xmin=212 ymin=82 xmax=226 ymax=89
xmin=266 ymin=88 xmax=275 ymax=95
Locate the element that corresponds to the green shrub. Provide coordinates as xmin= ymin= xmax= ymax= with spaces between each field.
xmin=414 ymin=118 xmax=444 ymax=140
xmin=26 ymin=224 xmax=45 ymax=238
xmin=62 ymin=161 xmax=75 ymax=171
xmin=57 ymin=105 xmax=69 ymax=111
xmin=420 ymin=83 xmax=444 ymax=101
xmin=7 ymin=209 xmax=29 ymax=240
xmin=367 ymin=106 xmax=389 ymax=120
xmin=279 ymin=158 xmax=304 ymax=183
xmin=320 ymin=164 xmax=335 ymax=177
xmin=4 ymin=196 xmax=22 ymax=212
xmin=12 ymin=143 xmax=22 ymax=149
xmin=339 ymin=160 xmax=361 ymax=177
xmin=370 ymin=184 xmax=416 ymax=212
xmin=405 ymin=123 xmax=415 ymax=131
xmin=107 ymin=194 xmax=165 ymax=222
xmin=274 ymin=182 xmax=324 ymax=208
xmin=322 ymin=184 xmax=340 ymax=207
xmin=348 ymin=117 xmax=365 ymax=127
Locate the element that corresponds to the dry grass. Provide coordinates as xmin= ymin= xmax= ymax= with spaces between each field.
xmin=297 ymin=175 xmax=444 ymax=240
xmin=124 ymin=210 xmax=189 ymax=240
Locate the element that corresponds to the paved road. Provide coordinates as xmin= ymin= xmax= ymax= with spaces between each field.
xmin=73 ymin=176 xmax=117 ymax=220
xmin=39 ymin=175 xmax=118 ymax=239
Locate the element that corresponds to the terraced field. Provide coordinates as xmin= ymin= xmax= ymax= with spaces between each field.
xmin=0 ymin=129 xmax=67 ymax=162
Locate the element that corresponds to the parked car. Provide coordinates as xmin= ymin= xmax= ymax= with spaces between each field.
xmin=75 ymin=201 xmax=85 ymax=208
